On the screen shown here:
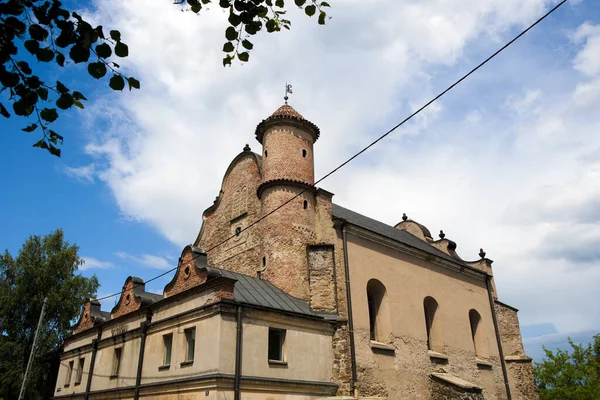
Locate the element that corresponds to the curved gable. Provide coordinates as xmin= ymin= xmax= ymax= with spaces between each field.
xmin=111 ymin=276 xmax=163 ymax=319
xmin=163 ymin=245 xmax=210 ymax=297
xmin=73 ymin=298 xmax=109 ymax=335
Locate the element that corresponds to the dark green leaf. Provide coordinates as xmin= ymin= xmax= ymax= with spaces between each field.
xmin=22 ymin=124 xmax=38 ymax=132
xmin=114 ymin=42 xmax=129 ymax=57
xmin=266 ymin=19 xmax=277 ymax=32
xmin=110 ymin=30 xmax=121 ymax=41
xmin=49 ymin=130 xmax=64 ymax=141
xmin=17 ymin=61 xmax=32 ymax=75
xmin=0 ymin=71 xmax=20 ymax=87
xmin=95 ymin=25 xmax=105 ymax=39
xmin=13 ymin=100 xmax=34 ymax=117
xmin=37 ymin=87 xmax=49 ymax=101
xmin=56 ymin=81 xmax=69 ymax=94
xmin=305 ymin=4 xmax=316 ymax=16
xmin=28 ymin=24 xmax=49 ymax=41
xmin=225 ymin=26 xmax=238 ymax=41
xmin=40 ymin=108 xmax=59 ymax=122
xmin=219 ymin=0 xmax=230 ymax=7
xmin=33 ymin=140 xmax=50 ymax=150
xmin=0 ymin=103 xmax=10 ymax=118
xmin=5 ymin=17 xmax=26 ymax=35
xmin=95 ymin=43 xmax=112 ymax=58
xmin=228 ymin=12 xmax=241 ymax=26
xmin=36 ymin=47 xmax=55 ymax=62
xmin=188 ymin=0 xmax=202 ymax=12
xmin=294 ymin=0 xmax=306 ymax=6
xmin=73 ymin=100 xmax=85 ymax=109
xmin=109 ymin=75 xmax=125 ymax=91
xmin=73 ymin=91 xmax=88 ymax=101
xmin=223 ymin=42 xmax=235 ymax=52
xmin=320 ymin=1 xmax=330 ymax=6
xmin=24 ymin=40 xmax=40 ymax=55
xmin=238 ymin=52 xmax=249 ymax=62
xmin=69 ymin=45 xmax=90 ymax=63
xmin=112 ymin=62 xmax=120 ymax=68
xmin=25 ymin=76 xmax=41 ymax=89
xmin=275 ymin=0 xmax=284 ymax=7
xmin=87 ymin=62 xmax=107 ymax=79
xmin=48 ymin=144 xmax=61 ymax=157
xmin=223 ymin=55 xmax=233 ymax=67
xmin=56 ymin=94 xmax=74 ymax=110
xmin=318 ymin=10 xmax=326 ymax=24
xmin=241 ymin=39 xmax=253 ymax=50
xmin=127 ymin=77 xmax=140 ymax=91
xmin=56 ymin=52 xmax=65 ymax=67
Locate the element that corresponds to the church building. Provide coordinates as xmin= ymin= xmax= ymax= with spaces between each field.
xmin=53 ymin=103 xmax=537 ymax=399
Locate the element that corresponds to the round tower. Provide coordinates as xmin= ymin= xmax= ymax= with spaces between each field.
xmin=255 ymin=104 xmax=320 ymax=300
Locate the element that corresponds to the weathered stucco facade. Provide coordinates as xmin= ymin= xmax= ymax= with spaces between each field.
xmin=55 ymin=104 xmax=536 ymax=400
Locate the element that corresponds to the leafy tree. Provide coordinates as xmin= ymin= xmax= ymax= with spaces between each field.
xmin=534 ymin=334 xmax=600 ymax=400
xmin=0 ymin=229 xmax=99 ymax=400
xmin=1 ymin=0 xmax=330 ymax=157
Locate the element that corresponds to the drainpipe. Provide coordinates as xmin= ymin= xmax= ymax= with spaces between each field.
xmin=486 ymin=276 xmax=512 ymax=400
xmin=234 ymin=305 xmax=243 ymax=400
xmin=134 ymin=311 xmax=152 ymax=400
xmin=84 ymin=327 xmax=102 ymax=400
xmin=342 ymin=224 xmax=358 ymax=398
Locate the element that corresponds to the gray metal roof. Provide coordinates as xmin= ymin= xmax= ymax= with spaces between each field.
xmin=332 ymin=203 xmax=465 ymax=266
xmin=208 ymin=267 xmax=330 ymax=319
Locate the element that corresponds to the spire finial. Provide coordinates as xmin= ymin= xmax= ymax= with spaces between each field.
xmin=402 ymin=213 xmax=408 ymax=221
xmin=439 ymin=230 xmax=445 ymax=239
xmin=284 ymin=83 xmax=293 ymax=105
xmin=479 ymin=248 xmax=486 ymax=259
xmin=243 ymin=143 xmax=251 ymax=152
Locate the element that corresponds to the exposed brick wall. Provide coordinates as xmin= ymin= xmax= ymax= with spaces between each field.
xmin=164 ymin=249 xmax=208 ymax=297
xmin=197 ymin=153 xmax=264 ymax=279
xmin=111 ymin=279 xmax=142 ymax=319
xmin=262 ymin=126 xmax=314 ymax=184
xmin=73 ymin=300 xmax=94 ymax=334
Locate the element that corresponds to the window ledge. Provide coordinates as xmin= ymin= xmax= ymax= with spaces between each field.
xmin=505 ymin=355 xmax=533 ymax=362
xmin=180 ymin=360 xmax=194 ymax=367
xmin=268 ymin=359 xmax=288 ymax=367
xmin=476 ymin=358 xmax=492 ymax=368
xmin=428 ymin=350 xmax=449 ymax=360
xmin=74 ymin=381 xmax=81 ymax=386
xmin=158 ymin=364 xmax=171 ymax=371
xmin=109 ymin=374 xmax=118 ymax=380
xmin=370 ymin=340 xmax=395 ymax=353
xmin=63 ymin=384 xmax=70 ymax=388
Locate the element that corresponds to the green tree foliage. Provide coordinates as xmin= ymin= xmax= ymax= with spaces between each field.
xmin=1 ymin=0 xmax=330 ymax=157
xmin=0 ymin=229 xmax=99 ymax=400
xmin=534 ymin=334 xmax=600 ymax=400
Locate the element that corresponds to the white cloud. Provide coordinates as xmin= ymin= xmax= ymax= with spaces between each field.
xmin=81 ymin=256 xmax=115 ymax=271
xmin=63 ymin=164 xmax=96 ymax=183
xmin=115 ymin=251 xmax=172 ymax=270
xmin=71 ymin=0 xmax=600 ymax=336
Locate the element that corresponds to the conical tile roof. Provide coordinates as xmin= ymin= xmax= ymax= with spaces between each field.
xmin=255 ymin=103 xmax=320 ymax=144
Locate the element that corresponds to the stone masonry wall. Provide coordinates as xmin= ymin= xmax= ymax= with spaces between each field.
xmin=307 ymin=244 xmax=337 ymax=312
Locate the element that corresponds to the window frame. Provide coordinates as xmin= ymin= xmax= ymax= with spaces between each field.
xmin=111 ymin=347 xmax=122 ymax=378
xmin=74 ymin=357 xmax=84 ymax=385
xmin=268 ymin=327 xmax=286 ymax=363
xmin=64 ymin=360 xmax=74 ymax=386
xmin=183 ymin=327 xmax=196 ymax=364
xmin=162 ymin=333 xmax=173 ymax=367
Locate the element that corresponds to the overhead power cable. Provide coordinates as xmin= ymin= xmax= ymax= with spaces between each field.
xmin=93 ymin=0 xmax=566 ymax=304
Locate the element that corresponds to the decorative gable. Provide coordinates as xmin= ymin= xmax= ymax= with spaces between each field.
xmin=111 ymin=276 xmax=163 ymax=319
xmin=163 ymin=246 xmax=210 ymax=297
xmin=73 ymin=298 xmax=109 ymax=335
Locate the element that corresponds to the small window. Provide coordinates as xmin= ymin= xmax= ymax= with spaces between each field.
xmin=112 ymin=348 xmax=122 ymax=376
xmin=469 ymin=309 xmax=486 ymax=357
xmin=303 ymin=200 xmax=308 ymax=209
xmin=65 ymin=360 xmax=74 ymax=386
xmin=163 ymin=334 xmax=173 ymax=366
xmin=235 ymin=226 xmax=242 ymax=236
xmin=75 ymin=357 xmax=84 ymax=384
xmin=264 ymin=150 xmax=268 ymax=157
xmin=268 ymin=328 xmax=286 ymax=361
xmin=424 ymin=296 xmax=441 ymax=352
xmin=185 ymin=328 xmax=196 ymax=362
xmin=302 ymin=149 xmax=307 ymax=157
xmin=366 ymin=279 xmax=388 ymax=341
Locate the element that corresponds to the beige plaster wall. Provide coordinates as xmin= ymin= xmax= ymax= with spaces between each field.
xmin=346 ymin=232 xmax=507 ymax=399
xmin=63 ymin=329 xmax=96 ymax=352
xmin=91 ymin=335 xmax=141 ymax=391
xmin=55 ymin=349 xmax=93 ymax=397
xmin=240 ymin=309 xmax=333 ymax=383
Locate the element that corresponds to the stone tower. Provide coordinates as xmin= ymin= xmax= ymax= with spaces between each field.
xmin=255 ymin=104 xmax=321 ymax=300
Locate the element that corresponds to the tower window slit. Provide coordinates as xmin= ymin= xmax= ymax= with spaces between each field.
xmin=302 ymin=149 xmax=307 ymax=157
xmin=303 ymin=200 xmax=308 ymax=209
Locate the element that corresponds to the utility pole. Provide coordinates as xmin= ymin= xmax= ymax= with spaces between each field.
xmin=18 ymin=297 xmax=48 ymax=400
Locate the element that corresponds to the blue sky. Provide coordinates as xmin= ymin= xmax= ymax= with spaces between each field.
xmin=1 ymin=0 xmax=599 ymax=357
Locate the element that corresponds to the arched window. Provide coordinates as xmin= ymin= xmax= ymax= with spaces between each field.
xmin=366 ymin=279 xmax=390 ymax=342
xmin=302 ymin=149 xmax=307 ymax=158
xmin=469 ymin=309 xmax=486 ymax=357
xmin=303 ymin=200 xmax=308 ymax=209
xmin=424 ymin=296 xmax=442 ymax=352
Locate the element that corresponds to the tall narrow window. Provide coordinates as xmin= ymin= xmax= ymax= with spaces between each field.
xmin=469 ymin=309 xmax=486 ymax=357
xmin=112 ymin=348 xmax=122 ymax=377
xmin=366 ymin=279 xmax=389 ymax=342
xmin=302 ymin=149 xmax=307 ymax=157
xmin=163 ymin=333 xmax=173 ymax=366
xmin=65 ymin=360 xmax=74 ymax=386
xmin=303 ymin=200 xmax=308 ymax=209
xmin=185 ymin=328 xmax=196 ymax=362
xmin=268 ymin=328 xmax=286 ymax=361
xmin=424 ymin=296 xmax=441 ymax=352
xmin=75 ymin=357 xmax=84 ymax=384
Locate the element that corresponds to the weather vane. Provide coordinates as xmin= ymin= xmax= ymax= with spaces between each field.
xmin=284 ymin=83 xmax=293 ymax=104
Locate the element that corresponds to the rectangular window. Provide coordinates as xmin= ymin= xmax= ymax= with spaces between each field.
xmin=268 ymin=328 xmax=286 ymax=361
xmin=65 ymin=360 xmax=74 ymax=386
xmin=75 ymin=357 xmax=84 ymax=384
xmin=163 ymin=333 xmax=173 ymax=366
xmin=112 ymin=348 xmax=122 ymax=377
xmin=185 ymin=328 xmax=195 ymax=362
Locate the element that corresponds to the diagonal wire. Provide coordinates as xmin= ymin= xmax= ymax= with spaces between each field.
xmin=93 ymin=0 xmax=566 ymax=303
